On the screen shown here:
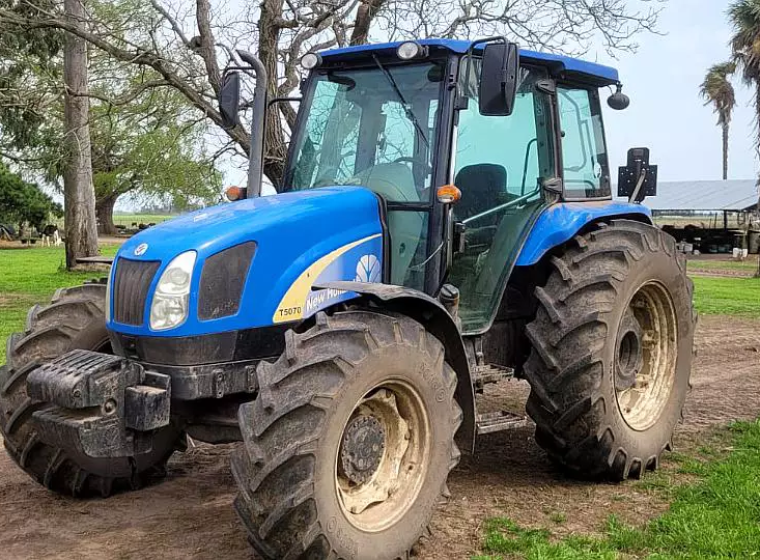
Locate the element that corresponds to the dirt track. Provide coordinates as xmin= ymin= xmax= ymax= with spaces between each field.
xmin=1 ymin=316 xmax=758 ymax=559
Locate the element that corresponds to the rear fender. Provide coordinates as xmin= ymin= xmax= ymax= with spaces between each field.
xmin=316 ymin=281 xmax=476 ymax=453
xmin=516 ymin=201 xmax=652 ymax=266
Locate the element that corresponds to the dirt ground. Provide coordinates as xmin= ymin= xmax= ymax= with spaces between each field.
xmin=0 ymin=315 xmax=758 ymax=560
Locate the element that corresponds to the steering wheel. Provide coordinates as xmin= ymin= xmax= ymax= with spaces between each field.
xmin=393 ymin=156 xmax=433 ymax=175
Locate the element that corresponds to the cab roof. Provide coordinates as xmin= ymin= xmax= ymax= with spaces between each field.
xmin=320 ymin=38 xmax=619 ymax=87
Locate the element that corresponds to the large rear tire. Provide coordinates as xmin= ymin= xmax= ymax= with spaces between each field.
xmin=232 ymin=309 xmax=462 ymax=559
xmin=523 ymin=220 xmax=695 ymax=480
xmin=0 ymin=282 xmax=183 ymax=497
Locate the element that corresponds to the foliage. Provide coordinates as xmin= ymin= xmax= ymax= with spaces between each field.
xmin=476 ymin=420 xmax=760 ymax=559
xmin=0 ymin=164 xmax=61 ymax=230
xmin=0 ymin=0 xmax=63 ymax=154
xmin=85 ymin=80 xmax=222 ymax=232
xmin=0 ymin=0 xmax=222 ymax=233
xmin=699 ymin=62 xmax=737 ymax=180
xmin=700 ymin=62 xmax=737 ymax=127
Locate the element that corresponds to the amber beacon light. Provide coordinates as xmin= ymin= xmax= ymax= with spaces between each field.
xmin=225 ymin=186 xmax=246 ymax=201
xmin=436 ymin=184 xmax=462 ymax=204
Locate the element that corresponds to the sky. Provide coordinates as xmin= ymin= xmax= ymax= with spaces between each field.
xmin=598 ymin=0 xmax=756 ymax=182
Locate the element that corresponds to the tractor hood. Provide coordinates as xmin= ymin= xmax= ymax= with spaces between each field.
xmin=108 ymin=186 xmax=384 ymax=338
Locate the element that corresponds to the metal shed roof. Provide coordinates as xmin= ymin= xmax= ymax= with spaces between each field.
xmin=618 ymin=180 xmax=759 ymax=211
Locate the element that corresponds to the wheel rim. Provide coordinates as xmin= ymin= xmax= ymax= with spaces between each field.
xmin=335 ymin=381 xmax=430 ymax=532
xmin=616 ymin=281 xmax=678 ymax=431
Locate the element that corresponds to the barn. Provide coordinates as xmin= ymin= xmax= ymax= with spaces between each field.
xmin=626 ymin=180 xmax=760 ymax=254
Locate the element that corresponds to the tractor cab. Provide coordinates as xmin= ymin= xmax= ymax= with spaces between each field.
xmin=262 ymin=38 xmax=637 ymax=332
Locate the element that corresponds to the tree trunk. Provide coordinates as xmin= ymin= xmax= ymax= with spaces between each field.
xmin=62 ymin=0 xmax=98 ymax=269
xmin=722 ymin=121 xmax=729 ymax=181
xmin=350 ymin=0 xmax=385 ymax=45
xmin=96 ymin=195 xmax=118 ymax=236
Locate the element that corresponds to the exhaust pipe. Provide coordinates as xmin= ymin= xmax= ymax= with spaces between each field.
xmin=235 ymin=50 xmax=267 ymax=199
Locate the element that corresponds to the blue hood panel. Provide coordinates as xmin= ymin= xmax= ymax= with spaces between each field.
xmin=108 ymin=187 xmax=384 ymax=337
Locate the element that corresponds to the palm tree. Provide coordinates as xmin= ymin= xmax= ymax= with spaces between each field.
xmin=729 ymin=0 xmax=760 ymax=276
xmin=700 ymin=62 xmax=737 ymax=180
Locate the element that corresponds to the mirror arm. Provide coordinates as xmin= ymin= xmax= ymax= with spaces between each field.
xmin=461 ymin=189 xmax=539 ymax=225
xmin=461 ymin=36 xmax=507 ymax=99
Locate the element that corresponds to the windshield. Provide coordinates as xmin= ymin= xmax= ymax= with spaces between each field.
xmin=286 ymin=62 xmax=444 ymax=203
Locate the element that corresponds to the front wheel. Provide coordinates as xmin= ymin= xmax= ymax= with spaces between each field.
xmin=523 ymin=220 xmax=695 ymax=480
xmin=0 ymin=282 xmax=183 ymax=497
xmin=232 ymin=310 xmax=462 ymax=559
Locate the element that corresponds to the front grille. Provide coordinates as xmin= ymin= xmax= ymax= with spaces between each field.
xmin=198 ymin=242 xmax=256 ymax=320
xmin=113 ymin=258 xmax=160 ymax=325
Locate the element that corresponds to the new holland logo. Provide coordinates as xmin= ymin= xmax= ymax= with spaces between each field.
xmin=355 ymin=254 xmax=381 ymax=283
xmin=134 ymin=243 xmax=149 ymax=256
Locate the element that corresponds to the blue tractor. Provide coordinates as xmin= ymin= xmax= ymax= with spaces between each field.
xmin=0 ymin=38 xmax=694 ymax=559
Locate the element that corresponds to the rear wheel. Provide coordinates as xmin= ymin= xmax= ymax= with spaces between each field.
xmin=0 ymin=282 xmax=183 ymax=497
xmin=232 ymin=309 xmax=462 ymax=559
xmin=523 ymin=220 xmax=695 ymax=480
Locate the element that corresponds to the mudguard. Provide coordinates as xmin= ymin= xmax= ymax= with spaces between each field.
xmin=516 ymin=201 xmax=652 ymax=266
xmin=316 ymin=280 xmax=477 ymax=453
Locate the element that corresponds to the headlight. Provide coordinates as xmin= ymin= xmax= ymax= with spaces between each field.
xmin=150 ymin=251 xmax=196 ymax=331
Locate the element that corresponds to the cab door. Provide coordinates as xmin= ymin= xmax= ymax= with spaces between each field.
xmin=448 ymin=65 xmax=557 ymax=334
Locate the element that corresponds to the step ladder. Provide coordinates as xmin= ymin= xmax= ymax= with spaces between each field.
xmin=475 ymin=411 xmax=532 ymax=435
xmin=473 ymin=363 xmax=515 ymax=387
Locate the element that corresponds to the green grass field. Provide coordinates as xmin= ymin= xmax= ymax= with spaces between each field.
xmin=692 ymin=276 xmax=760 ymax=318
xmin=476 ymin=421 xmax=760 ymax=560
xmin=0 ymin=245 xmax=118 ymax=363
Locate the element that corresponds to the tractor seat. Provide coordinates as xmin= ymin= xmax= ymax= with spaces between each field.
xmin=453 ymin=164 xmax=507 ymax=223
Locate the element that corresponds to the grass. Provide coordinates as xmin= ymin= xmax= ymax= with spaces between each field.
xmin=476 ymin=421 xmax=760 ymax=560
xmin=691 ymin=276 xmax=760 ymax=318
xmin=0 ymin=245 xmax=118 ymax=363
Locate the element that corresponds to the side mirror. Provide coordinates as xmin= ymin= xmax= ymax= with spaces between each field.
xmin=219 ymin=71 xmax=241 ymax=129
xmin=479 ymin=42 xmax=520 ymax=116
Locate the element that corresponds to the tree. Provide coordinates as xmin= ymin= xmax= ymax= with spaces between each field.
xmin=0 ymin=1 xmax=221 ymax=236
xmin=729 ymin=0 xmax=760 ymax=276
xmin=700 ymin=62 xmax=737 ymax=181
xmin=87 ymin=78 xmax=222 ymax=234
xmin=61 ymin=0 xmax=98 ymax=268
xmin=0 ymin=0 xmax=665 ymax=186
xmin=0 ymin=164 xmax=62 ymax=232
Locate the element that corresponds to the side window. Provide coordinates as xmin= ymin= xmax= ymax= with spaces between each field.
xmin=454 ymin=67 xmax=554 ymax=221
xmin=558 ymin=87 xmax=610 ymax=198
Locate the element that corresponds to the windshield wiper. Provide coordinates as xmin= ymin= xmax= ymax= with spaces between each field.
xmin=372 ymin=55 xmax=429 ymax=147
